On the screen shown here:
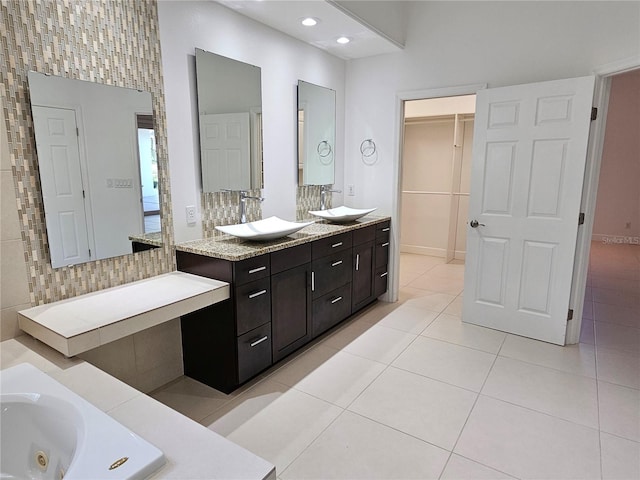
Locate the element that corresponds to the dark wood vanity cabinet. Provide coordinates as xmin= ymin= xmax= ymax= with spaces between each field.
xmin=177 ymin=219 xmax=390 ymax=393
xmin=177 ymin=251 xmax=273 ymax=393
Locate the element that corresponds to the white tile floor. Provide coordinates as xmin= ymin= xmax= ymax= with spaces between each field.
xmin=152 ymin=243 xmax=640 ymax=479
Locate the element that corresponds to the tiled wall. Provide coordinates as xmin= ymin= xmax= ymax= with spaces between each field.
xmin=0 ymin=0 xmax=174 ymax=306
xmin=297 ymin=185 xmax=326 ymax=220
xmin=0 ymin=0 xmax=181 ymax=391
xmin=1 ymin=99 xmax=30 ymax=341
xmin=202 ymin=189 xmax=263 ymax=237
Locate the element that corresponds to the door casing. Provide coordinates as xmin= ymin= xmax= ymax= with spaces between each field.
xmin=390 ymin=55 xmax=640 ymax=345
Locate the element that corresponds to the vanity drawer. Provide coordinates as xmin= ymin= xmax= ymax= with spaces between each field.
xmin=271 ymin=243 xmax=311 ymax=275
xmin=234 ymin=254 xmax=270 ymax=285
xmin=235 ymin=277 xmax=271 ymax=336
xmin=375 ymin=236 xmax=390 ymax=270
xmin=353 ymin=225 xmax=375 ymax=246
xmin=374 ymin=266 xmax=389 ymax=298
xmin=312 ymin=232 xmax=352 ymax=259
xmin=312 ymin=284 xmax=352 ymax=337
xmin=237 ymin=322 xmax=272 ymax=384
xmin=376 ymin=221 xmax=391 ymax=237
xmin=311 ymin=249 xmax=352 ymax=299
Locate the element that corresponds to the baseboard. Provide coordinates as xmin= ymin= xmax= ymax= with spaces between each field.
xmin=400 ymin=245 xmax=446 ymax=257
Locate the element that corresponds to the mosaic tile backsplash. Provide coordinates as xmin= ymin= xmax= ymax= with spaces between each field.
xmin=0 ymin=0 xmax=174 ymax=305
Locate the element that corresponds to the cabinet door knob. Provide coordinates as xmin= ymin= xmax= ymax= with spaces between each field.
xmin=382 ymin=227 xmax=390 ymax=232
xmin=332 ymin=242 xmax=343 ymax=248
xmin=331 ymin=260 xmax=343 ymax=267
xmin=311 ymin=271 xmax=315 ymax=291
xmin=250 ymin=336 xmax=269 ymax=347
xmin=248 ymin=289 xmax=267 ymax=299
xmin=331 ymin=296 xmax=343 ymax=304
xmin=355 ymin=253 xmax=360 ymax=271
xmin=380 ymin=272 xmax=388 ymax=278
xmin=249 ymin=266 xmax=267 ymax=274
xmin=381 ymin=242 xmax=390 ymax=247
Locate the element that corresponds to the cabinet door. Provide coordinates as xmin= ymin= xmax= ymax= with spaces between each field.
xmin=271 ymin=263 xmax=312 ymax=362
xmin=352 ymin=240 xmax=375 ymax=312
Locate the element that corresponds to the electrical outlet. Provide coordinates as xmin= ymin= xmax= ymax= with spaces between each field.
xmin=185 ymin=205 xmax=197 ymax=225
xmin=347 ymin=184 xmax=355 ymax=196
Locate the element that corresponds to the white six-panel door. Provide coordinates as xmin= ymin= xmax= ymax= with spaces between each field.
xmin=462 ymin=76 xmax=595 ymax=345
xmin=200 ymin=112 xmax=251 ymax=192
xmin=32 ymin=106 xmax=92 ymax=267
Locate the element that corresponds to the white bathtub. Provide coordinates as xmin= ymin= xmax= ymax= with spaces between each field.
xmin=1 ymin=363 xmax=165 ymax=480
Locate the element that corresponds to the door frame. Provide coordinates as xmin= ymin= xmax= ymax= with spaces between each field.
xmin=388 ymin=83 xmax=486 ymax=303
xmin=389 ymin=58 xmax=640 ymax=345
xmin=565 ymin=55 xmax=640 ymax=344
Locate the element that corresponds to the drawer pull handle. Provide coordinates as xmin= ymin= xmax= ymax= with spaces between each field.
xmin=382 ymin=227 xmax=390 ymax=232
xmin=249 ymin=266 xmax=267 ymax=274
xmin=380 ymin=272 xmax=388 ymax=278
xmin=311 ymin=271 xmax=315 ymax=291
xmin=381 ymin=242 xmax=390 ymax=247
xmin=355 ymin=253 xmax=360 ymax=271
xmin=331 ymin=296 xmax=343 ymax=304
xmin=332 ymin=242 xmax=343 ymax=248
xmin=250 ymin=336 xmax=269 ymax=347
xmin=248 ymin=289 xmax=267 ymax=299
xmin=331 ymin=260 xmax=343 ymax=267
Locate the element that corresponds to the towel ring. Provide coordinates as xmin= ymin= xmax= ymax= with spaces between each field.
xmin=317 ymin=140 xmax=333 ymax=164
xmin=360 ymin=139 xmax=377 ymax=165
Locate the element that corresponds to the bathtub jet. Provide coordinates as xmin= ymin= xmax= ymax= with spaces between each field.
xmin=1 ymin=363 xmax=165 ymax=480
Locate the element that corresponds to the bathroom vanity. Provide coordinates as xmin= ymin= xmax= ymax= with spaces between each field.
xmin=176 ymin=216 xmax=390 ymax=393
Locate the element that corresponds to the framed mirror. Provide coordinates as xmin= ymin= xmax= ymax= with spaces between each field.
xmin=28 ymin=71 xmax=160 ymax=269
xmin=195 ymin=48 xmax=263 ymax=193
xmin=297 ymin=80 xmax=336 ymax=185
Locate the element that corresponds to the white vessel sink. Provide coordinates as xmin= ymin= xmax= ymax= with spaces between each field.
xmin=308 ymin=206 xmax=377 ymax=223
xmin=215 ymin=216 xmax=314 ymax=241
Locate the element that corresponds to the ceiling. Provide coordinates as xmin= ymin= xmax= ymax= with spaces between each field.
xmin=215 ymin=0 xmax=403 ymax=59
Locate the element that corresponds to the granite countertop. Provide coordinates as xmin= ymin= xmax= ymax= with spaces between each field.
xmin=129 ymin=231 xmax=163 ymax=247
xmin=175 ymin=215 xmax=391 ymax=261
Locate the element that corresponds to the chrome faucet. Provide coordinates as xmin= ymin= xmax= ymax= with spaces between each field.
xmin=239 ymin=190 xmax=264 ymax=223
xmin=320 ymin=185 xmax=341 ymax=210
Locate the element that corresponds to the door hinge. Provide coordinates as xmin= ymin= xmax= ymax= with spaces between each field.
xmin=76 ymin=127 xmax=79 ymax=136
xmin=88 ymin=248 xmax=92 ymax=257
xmin=82 ymin=190 xmax=85 ymax=198
xmin=567 ymin=309 xmax=574 ymax=320
xmin=591 ymin=107 xmax=598 ymax=121
xmin=578 ymin=212 xmax=585 ymax=225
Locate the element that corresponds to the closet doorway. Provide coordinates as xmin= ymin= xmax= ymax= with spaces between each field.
xmin=399 ymin=95 xmax=476 ymax=294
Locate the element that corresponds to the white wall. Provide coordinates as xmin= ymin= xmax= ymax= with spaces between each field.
xmin=157 ymin=1 xmax=346 ymax=242
xmin=343 ymin=1 xmax=640 ymax=218
xmin=593 ymin=69 xmax=640 ymax=239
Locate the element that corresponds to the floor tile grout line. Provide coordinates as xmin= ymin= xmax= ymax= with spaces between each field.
xmin=444 ymin=334 xmax=507 ymax=478
xmin=277 ymin=406 xmax=347 ymax=478
xmin=495 ymin=349 xmax=598 ymax=380
xmin=439 ymin=453 xmax=523 ymax=480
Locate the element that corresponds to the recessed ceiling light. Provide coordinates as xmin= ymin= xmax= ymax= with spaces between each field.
xmin=336 ymin=36 xmax=351 ymax=44
xmin=301 ymin=17 xmax=318 ymax=27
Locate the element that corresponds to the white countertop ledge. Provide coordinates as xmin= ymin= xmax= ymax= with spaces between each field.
xmin=18 ymin=272 xmax=230 ymax=356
